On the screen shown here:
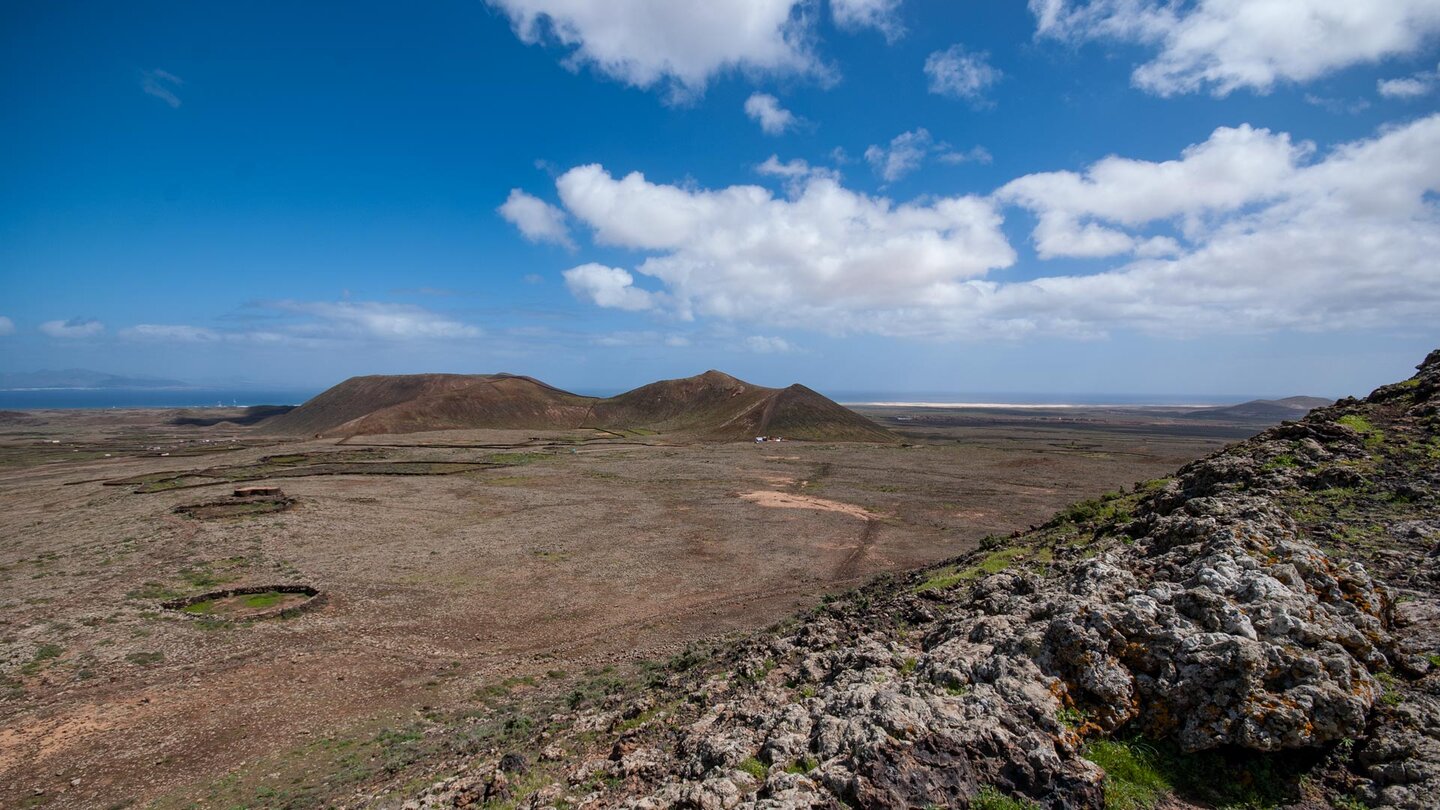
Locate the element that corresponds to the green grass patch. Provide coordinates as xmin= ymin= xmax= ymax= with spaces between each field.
xmin=263 ymin=454 xmax=309 ymax=465
xmin=20 ymin=643 xmax=64 ymax=675
xmin=242 ymin=591 xmax=288 ymax=610
xmin=666 ymin=643 xmax=706 ymax=672
xmin=474 ymin=675 xmax=538 ymax=702
xmin=914 ymin=546 xmax=1028 ymax=592
xmin=1376 ymin=672 xmax=1404 ymax=706
xmin=737 ymin=756 xmax=767 ymax=780
xmin=737 ymin=658 xmax=778 ymax=683
xmin=1336 ymin=414 xmax=1376 ymax=433
xmin=1262 ymin=453 xmax=1298 ymax=470
xmin=126 ymin=651 xmax=165 ymax=666
xmin=614 ymin=705 xmax=664 ymax=732
xmin=1085 ymin=736 xmax=1297 ymax=810
xmin=785 ymin=757 xmax=818 ymax=774
xmin=488 ymin=452 xmax=549 ymax=465
xmin=1086 ymin=739 xmax=1170 ymax=810
xmin=32 ymin=643 xmax=63 ymax=661
xmin=970 ymin=785 xmax=1040 ymax=810
xmin=1048 ymin=489 xmax=1136 ymax=528
xmin=1336 ymin=414 xmax=1384 ymax=448
xmin=1057 ymin=704 xmax=1090 ymax=730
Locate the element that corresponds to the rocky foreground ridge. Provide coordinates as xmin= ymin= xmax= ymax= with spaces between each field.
xmin=381 ymin=352 xmax=1440 ymax=810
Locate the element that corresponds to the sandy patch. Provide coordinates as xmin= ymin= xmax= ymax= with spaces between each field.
xmin=739 ymin=491 xmax=875 ymax=520
xmin=0 ymin=704 xmax=123 ymax=770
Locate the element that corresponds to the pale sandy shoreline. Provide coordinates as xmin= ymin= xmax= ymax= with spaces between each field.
xmin=843 ymin=401 xmax=1217 ymax=409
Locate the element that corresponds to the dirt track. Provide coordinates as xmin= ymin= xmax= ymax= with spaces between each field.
xmin=0 ymin=407 xmax=1250 ymax=807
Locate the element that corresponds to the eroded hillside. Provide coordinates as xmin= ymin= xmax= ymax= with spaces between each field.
xmin=263 ymin=370 xmax=894 ymax=443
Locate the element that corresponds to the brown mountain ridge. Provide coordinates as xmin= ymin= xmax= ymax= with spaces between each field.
xmin=262 ymin=370 xmax=895 ymax=442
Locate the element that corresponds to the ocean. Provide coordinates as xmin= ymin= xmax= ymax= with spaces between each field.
xmin=0 ymin=388 xmax=320 ymax=410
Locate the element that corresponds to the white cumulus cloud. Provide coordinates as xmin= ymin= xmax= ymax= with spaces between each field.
xmin=0 ymin=316 xmax=14 ymax=336
xmin=830 ymin=0 xmax=905 ymax=43
xmin=563 ymin=263 xmax=664 ymax=311
xmin=997 ymin=123 xmax=1310 ymax=258
xmin=1031 ymin=0 xmax=1440 ymax=97
xmin=924 ymin=44 xmax=1001 ymax=103
xmin=113 ymin=302 xmax=483 ymax=346
xmin=498 ymin=189 xmax=575 ymax=248
xmin=534 ymin=115 xmax=1440 ymax=341
xmin=744 ymin=335 xmax=797 ymax=353
xmin=121 ymin=324 xmax=222 ymax=342
xmin=271 ymin=301 xmax=482 ymax=340
xmin=744 ymin=92 xmax=799 ymax=135
xmin=1379 ymin=77 xmax=1432 ymax=98
xmin=553 ymin=163 xmax=1015 ymax=324
xmin=1378 ymin=63 xmax=1440 ymax=99
xmin=40 ymin=318 xmax=104 ymax=339
xmin=937 ymin=146 xmax=993 ymax=165
xmin=486 ymin=0 xmax=825 ymax=100
xmin=756 ymin=155 xmax=814 ymax=178
xmin=865 ymin=129 xmax=988 ymax=182
xmin=865 ymin=129 xmax=934 ymax=182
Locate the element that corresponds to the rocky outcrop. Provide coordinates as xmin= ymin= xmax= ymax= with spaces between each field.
xmin=393 ymin=351 xmax=1440 ymax=810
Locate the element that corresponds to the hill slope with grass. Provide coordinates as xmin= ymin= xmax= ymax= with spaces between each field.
xmin=376 ymin=351 xmax=1440 ymax=810
xmin=263 ymin=370 xmax=894 ymax=442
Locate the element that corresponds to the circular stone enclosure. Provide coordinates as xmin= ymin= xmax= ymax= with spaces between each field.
xmin=173 ymin=497 xmax=295 ymax=520
xmin=162 ymin=585 xmax=323 ymax=621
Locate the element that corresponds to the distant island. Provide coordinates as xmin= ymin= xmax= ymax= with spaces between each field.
xmin=0 ymin=368 xmax=188 ymax=390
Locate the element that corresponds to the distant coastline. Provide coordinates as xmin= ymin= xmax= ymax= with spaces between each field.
xmin=0 ymin=388 xmax=318 ymax=410
xmin=844 ymin=401 xmax=1218 ymax=409
xmin=1 ymin=388 xmax=1264 ymax=412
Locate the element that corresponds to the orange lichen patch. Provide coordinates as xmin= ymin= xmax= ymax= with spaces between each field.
xmin=1093 ymin=690 xmax=1140 ymax=732
xmin=1143 ymin=698 xmax=1179 ymax=737
xmin=737 ymin=491 xmax=876 ymax=520
xmin=1118 ymin=640 xmax=1150 ymax=664
xmin=1047 ymin=679 xmax=1070 ymax=702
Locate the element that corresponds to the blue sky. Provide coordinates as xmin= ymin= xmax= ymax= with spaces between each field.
xmin=2 ymin=0 xmax=1439 ymax=398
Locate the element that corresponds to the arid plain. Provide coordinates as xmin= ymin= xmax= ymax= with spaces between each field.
xmin=0 ymin=404 xmax=1269 ymax=808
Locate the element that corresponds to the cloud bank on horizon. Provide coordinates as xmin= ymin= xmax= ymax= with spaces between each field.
xmin=5 ymin=0 xmax=1440 ymax=392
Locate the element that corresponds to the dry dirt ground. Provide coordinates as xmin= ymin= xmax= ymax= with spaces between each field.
xmin=0 ymin=405 xmax=1267 ymax=808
